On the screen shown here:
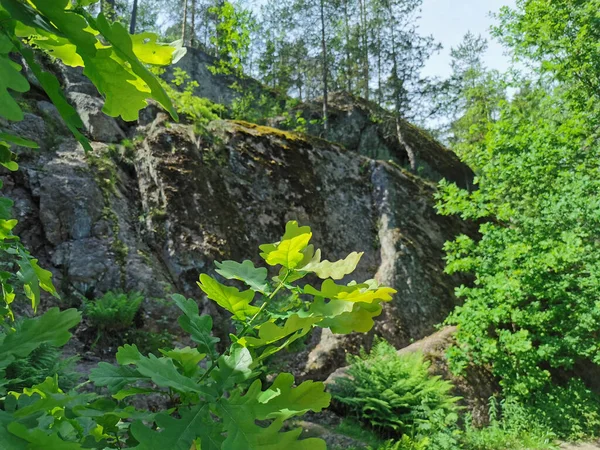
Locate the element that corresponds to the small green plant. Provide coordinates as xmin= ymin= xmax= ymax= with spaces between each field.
xmin=461 ymin=396 xmax=558 ymax=450
xmin=332 ymin=338 xmax=460 ymax=439
xmin=3 ymin=343 xmax=78 ymax=392
xmin=83 ymin=291 xmax=143 ymax=333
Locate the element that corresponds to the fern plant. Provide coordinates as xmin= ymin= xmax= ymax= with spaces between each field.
xmin=84 ymin=291 xmax=143 ymax=332
xmin=331 ymin=338 xmax=460 ymax=439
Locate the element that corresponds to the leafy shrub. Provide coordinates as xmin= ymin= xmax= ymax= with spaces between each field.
xmin=461 ymin=396 xmax=558 ymax=450
xmin=527 ymin=380 xmax=600 ymax=441
xmin=1 ymin=220 xmax=396 ymax=448
xmin=156 ymin=67 xmax=225 ymax=128
xmin=83 ymin=291 xmax=143 ymax=333
xmin=331 ymin=338 xmax=460 ymax=438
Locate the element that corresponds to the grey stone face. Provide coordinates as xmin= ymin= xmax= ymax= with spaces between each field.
xmin=3 ymin=50 xmax=474 ymax=383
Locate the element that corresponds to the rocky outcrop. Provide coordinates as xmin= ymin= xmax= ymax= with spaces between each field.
xmin=295 ymin=92 xmax=474 ymax=190
xmin=0 ymin=55 xmax=475 ymax=381
xmin=162 ymin=48 xmax=474 ymax=189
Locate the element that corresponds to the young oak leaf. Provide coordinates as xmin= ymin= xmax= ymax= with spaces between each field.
xmin=130 ymin=32 xmax=181 ymax=65
xmin=215 ymin=259 xmax=269 ymax=293
xmin=259 ymin=234 xmax=312 ymax=270
xmin=129 ymin=404 xmax=223 ymax=450
xmin=300 ymin=250 xmax=364 ymax=280
xmin=304 ymin=279 xmax=396 ymax=304
xmin=198 ymin=274 xmax=259 ymax=321
xmin=239 ymin=314 xmax=320 ymax=348
xmin=0 ymin=38 xmax=29 ymax=121
xmin=218 ymin=373 xmax=329 ymax=450
xmin=159 ymin=347 xmax=206 ymax=377
xmin=310 ymin=298 xmax=384 ymax=334
xmin=17 ymin=250 xmax=59 ymax=312
xmin=211 ymin=345 xmax=253 ymax=391
xmin=259 ymin=221 xmax=313 ymax=269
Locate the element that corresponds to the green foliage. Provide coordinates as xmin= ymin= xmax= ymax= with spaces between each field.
xmin=331 ymin=339 xmax=459 ymax=439
xmin=461 ymin=397 xmax=557 ymax=450
xmin=435 ymin=0 xmax=600 ymax=441
xmin=208 ymin=1 xmax=256 ymax=76
xmin=495 ymin=0 xmax=600 ymax=106
xmin=84 ymin=291 xmax=143 ymax=332
xmin=0 ymin=221 xmax=394 ymax=448
xmin=157 ymin=67 xmax=225 ymax=128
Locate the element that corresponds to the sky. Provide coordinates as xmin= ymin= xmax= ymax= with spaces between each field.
xmin=418 ymin=0 xmax=516 ymax=79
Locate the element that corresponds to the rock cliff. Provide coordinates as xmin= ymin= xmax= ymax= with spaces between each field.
xmin=0 ymin=49 xmax=474 ymax=380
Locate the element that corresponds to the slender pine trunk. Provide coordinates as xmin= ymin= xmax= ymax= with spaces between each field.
xmin=320 ymin=0 xmax=328 ymax=131
xmin=129 ymin=0 xmax=139 ymax=34
xmin=182 ymin=0 xmax=188 ymax=45
xmin=190 ymin=0 xmax=196 ymax=47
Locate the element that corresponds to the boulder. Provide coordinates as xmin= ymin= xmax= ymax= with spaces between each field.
xmin=66 ymin=92 xmax=126 ymax=143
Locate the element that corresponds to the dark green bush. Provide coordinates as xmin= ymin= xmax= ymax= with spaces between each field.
xmin=331 ymin=338 xmax=460 ymax=438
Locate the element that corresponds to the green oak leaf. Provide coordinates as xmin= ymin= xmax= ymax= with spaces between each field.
xmin=0 ymin=308 xmax=80 ymax=369
xmin=112 ymin=387 xmax=156 ymax=401
xmin=198 ymin=274 xmax=259 ymax=320
xmin=218 ymin=372 xmax=329 ymax=449
xmin=16 ymin=43 xmax=90 ymax=150
xmin=172 ymin=294 xmax=220 ymax=357
xmin=116 ymin=343 xmax=143 ymax=365
xmin=0 ymin=132 xmax=39 ymax=148
xmin=7 ymin=423 xmax=83 ymax=449
xmin=0 ymin=144 xmax=18 ymax=171
xmin=253 ymin=373 xmax=331 ymax=421
xmin=117 ymin=345 xmax=210 ymax=396
xmin=215 ymin=259 xmax=269 ymax=292
xmin=240 ymin=314 xmax=320 ymax=348
xmin=0 ymin=35 xmax=29 ymax=121
xmin=87 ymin=13 xmax=178 ymax=121
xmin=0 ymin=0 xmax=63 ymax=36
xmin=211 ymin=345 xmax=253 ymax=391
xmin=159 ymin=347 xmax=206 ymax=377
xmin=90 ymin=363 xmax=145 ymax=393
xmin=0 ymin=410 xmax=27 ymax=449
xmin=130 ymin=404 xmax=223 ymax=450
xmin=300 ymin=250 xmax=364 ymax=280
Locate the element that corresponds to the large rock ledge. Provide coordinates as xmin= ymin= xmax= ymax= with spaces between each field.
xmin=1 ymin=77 xmax=474 ymax=379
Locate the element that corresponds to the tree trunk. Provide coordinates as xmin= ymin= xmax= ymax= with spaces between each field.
xmin=190 ymin=0 xmax=196 ymax=47
xmin=182 ymin=0 xmax=188 ymax=45
xmin=129 ymin=0 xmax=139 ymax=34
xmin=343 ymin=0 xmax=352 ymax=93
xmin=320 ymin=0 xmax=328 ymax=132
xmin=358 ymin=0 xmax=369 ymax=100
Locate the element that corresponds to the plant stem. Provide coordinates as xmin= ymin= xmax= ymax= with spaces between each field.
xmin=198 ymin=269 xmax=292 ymax=383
